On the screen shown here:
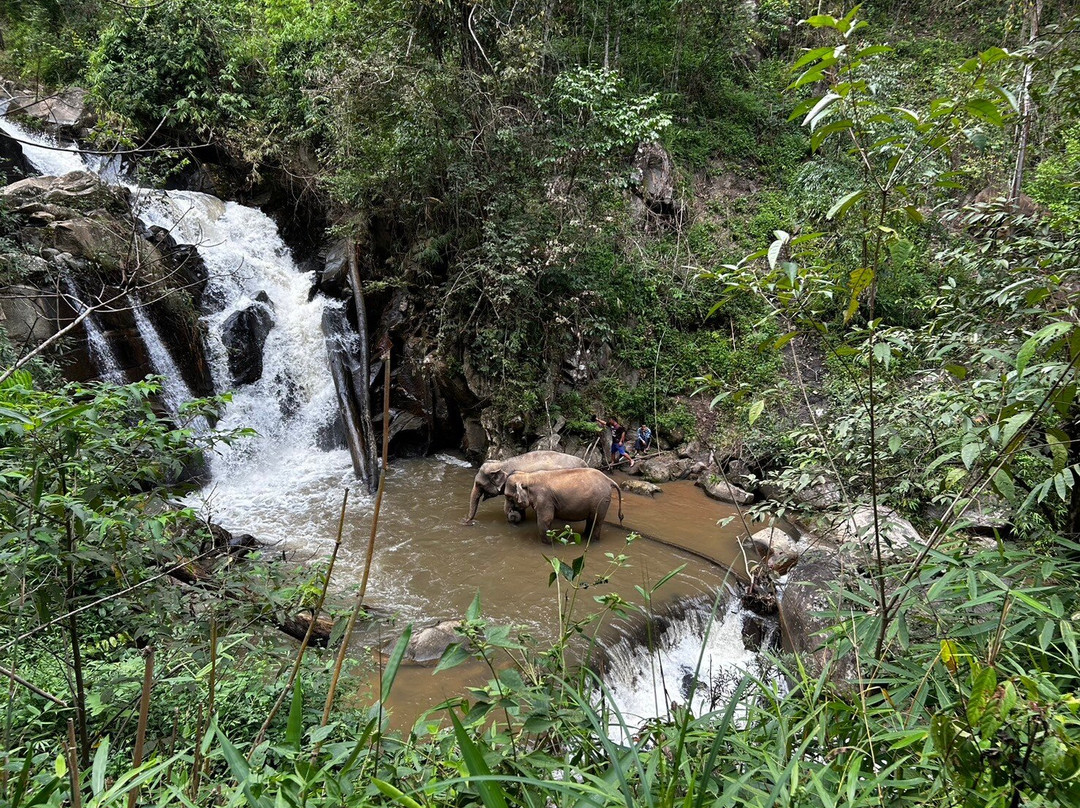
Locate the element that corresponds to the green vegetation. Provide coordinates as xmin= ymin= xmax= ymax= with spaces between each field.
xmin=4 ymin=0 xmax=1080 ymax=806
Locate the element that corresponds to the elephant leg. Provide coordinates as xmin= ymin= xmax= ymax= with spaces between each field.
xmin=536 ymin=505 xmax=555 ymax=543
xmin=589 ymin=499 xmax=611 ymax=542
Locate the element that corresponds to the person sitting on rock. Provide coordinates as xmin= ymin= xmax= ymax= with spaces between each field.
xmin=635 ymin=424 xmax=652 ymax=454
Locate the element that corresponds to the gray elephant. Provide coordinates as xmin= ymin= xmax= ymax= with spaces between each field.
xmin=464 ymin=450 xmax=587 ymax=525
xmin=504 ymin=467 xmax=624 ymax=542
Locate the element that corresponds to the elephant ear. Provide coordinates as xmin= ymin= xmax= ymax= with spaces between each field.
xmin=489 ymin=467 xmax=508 ymax=491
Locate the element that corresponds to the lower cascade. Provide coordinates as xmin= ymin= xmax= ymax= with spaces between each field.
xmin=596 ymin=595 xmax=779 ymax=739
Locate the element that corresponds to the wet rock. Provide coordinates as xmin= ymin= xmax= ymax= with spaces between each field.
xmin=825 ymin=505 xmax=923 ymax=565
xmin=221 ymin=302 xmax=275 ymax=385
xmin=318 ymin=239 xmax=350 ymax=297
xmin=146 ymin=225 xmax=217 ymax=311
xmin=779 ymin=548 xmax=859 ymax=685
xmin=0 ymin=129 xmax=30 ymax=182
xmin=747 ymin=527 xmax=801 ymax=574
xmin=403 ymin=620 xmax=462 ymax=665
xmin=621 ymin=479 xmax=662 ymax=497
xmin=697 ymin=476 xmax=754 ymax=506
xmin=461 ymin=417 xmax=488 ymax=459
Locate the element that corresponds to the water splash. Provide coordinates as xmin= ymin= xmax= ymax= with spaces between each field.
xmin=133 ymin=189 xmax=359 ymax=537
xmin=129 ymin=302 xmax=210 ymax=434
xmin=0 ymin=101 xmax=89 ymax=176
xmin=597 ymin=595 xmax=777 ymax=741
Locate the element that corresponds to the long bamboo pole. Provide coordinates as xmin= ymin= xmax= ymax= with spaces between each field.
xmin=313 ymin=343 xmax=392 ymax=763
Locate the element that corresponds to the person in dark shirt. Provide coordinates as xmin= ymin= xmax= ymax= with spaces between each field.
xmin=598 ymin=416 xmax=634 ymax=468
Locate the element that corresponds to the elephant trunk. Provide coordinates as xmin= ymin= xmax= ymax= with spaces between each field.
xmin=466 ymin=482 xmax=484 ymax=522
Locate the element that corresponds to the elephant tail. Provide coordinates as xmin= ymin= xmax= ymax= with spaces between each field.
xmin=605 ymin=475 xmax=624 ymax=524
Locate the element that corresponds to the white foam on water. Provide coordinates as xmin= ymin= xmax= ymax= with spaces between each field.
xmin=599 ymin=599 xmax=768 ymax=742
xmin=0 ymin=103 xmax=89 ymax=176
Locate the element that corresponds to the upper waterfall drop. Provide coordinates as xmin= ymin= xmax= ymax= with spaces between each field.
xmin=132 ymin=188 xmax=359 ymax=539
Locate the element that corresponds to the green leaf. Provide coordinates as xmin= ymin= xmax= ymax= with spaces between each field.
xmin=999 ymin=411 xmax=1031 ymax=450
xmin=285 ymin=680 xmax=304 ymax=751
xmin=767 ymin=232 xmax=789 ymax=270
xmin=1047 ymin=429 xmax=1069 ymax=473
xmin=961 ymin=441 xmax=981 ymax=470
xmin=888 ymin=435 xmax=901 ymax=454
xmin=748 ymin=399 xmax=765 ymax=426
xmin=448 ymin=711 xmax=509 ymax=808
xmin=992 ymin=469 xmax=1015 ymax=501
xmin=827 ymin=189 xmax=865 ymax=221
xmin=434 ymin=642 xmax=471 ymax=674
xmin=91 ymin=736 xmax=110 ymax=795
xmin=845 ymin=266 xmax=873 ymax=323
xmin=215 ymin=725 xmax=267 ymax=808
xmin=371 ymin=778 xmax=425 ymax=808
xmin=381 ymin=625 xmax=412 ymax=703
xmin=803 ymin=92 xmax=842 ymax=130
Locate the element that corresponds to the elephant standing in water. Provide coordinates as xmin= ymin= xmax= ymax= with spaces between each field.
xmin=464 ymin=450 xmax=587 ymax=524
xmin=504 ymin=467 xmax=624 ymax=542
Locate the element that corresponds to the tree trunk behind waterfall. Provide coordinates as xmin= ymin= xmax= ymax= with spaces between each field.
xmin=323 ymin=307 xmax=369 ymax=484
xmin=348 ymin=244 xmax=380 ymax=494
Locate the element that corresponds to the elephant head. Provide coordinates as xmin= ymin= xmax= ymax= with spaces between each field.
xmin=505 ymin=473 xmax=532 ymax=512
xmin=464 ymin=460 xmax=510 ymax=523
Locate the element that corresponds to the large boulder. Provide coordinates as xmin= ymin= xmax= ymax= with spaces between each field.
xmin=697 ymin=475 xmax=754 ymax=505
xmin=639 ymin=454 xmax=693 ymax=483
xmin=6 ymin=87 xmax=95 ymax=137
xmin=402 ymin=620 xmax=462 ymax=666
xmin=747 ymin=526 xmax=801 ymax=574
xmin=222 ymin=300 xmax=275 ymax=386
xmin=779 ymin=548 xmax=859 ymax=685
xmin=825 ymin=505 xmax=923 ymax=565
xmin=0 ymin=130 xmax=31 ymax=182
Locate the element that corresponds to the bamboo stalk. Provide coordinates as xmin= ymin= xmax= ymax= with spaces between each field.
xmin=66 ymin=718 xmax=82 ymax=808
xmin=127 ymin=648 xmax=155 ymax=808
xmin=251 ymin=488 xmax=349 ymax=756
xmin=0 ymin=664 xmax=67 ymax=706
xmin=313 ymin=346 xmax=392 ymax=763
xmin=187 ymin=704 xmax=204 ymax=801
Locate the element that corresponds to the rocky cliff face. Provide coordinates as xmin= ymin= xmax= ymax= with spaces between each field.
xmin=0 ymin=172 xmax=213 ymax=396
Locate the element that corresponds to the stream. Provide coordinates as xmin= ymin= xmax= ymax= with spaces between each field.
xmin=1 ymin=108 xmax=775 ymax=734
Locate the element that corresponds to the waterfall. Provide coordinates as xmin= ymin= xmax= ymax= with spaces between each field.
xmin=0 ymin=102 xmax=89 ymax=176
xmin=132 ymin=189 xmax=358 ymax=538
xmin=58 ymin=277 xmax=126 ymax=384
xmin=3 ymin=114 xmax=360 ymax=544
xmin=598 ymin=596 xmax=777 ymax=742
xmin=129 ymin=302 xmax=200 ymax=419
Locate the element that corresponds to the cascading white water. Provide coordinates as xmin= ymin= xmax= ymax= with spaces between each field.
xmin=598 ymin=597 xmax=776 ymax=741
xmin=129 ymin=302 xmax=206 ymax=429
xmin=0 ymin=103 xmax=89 ymax=176
xmin=58 ymin=277 xmax=127 ymax=384
xmin=132 ymin=189 xmax=359 ymax=541
xmin=2 ymin=109 xmax=360 ymax=544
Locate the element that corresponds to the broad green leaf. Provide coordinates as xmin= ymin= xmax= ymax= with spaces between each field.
xmin=961 ymin=441 xmax=981 ymax=470
xmin=1047 ymin=429 xmax=1069 ymax=472
xmin=803 ymin=92 xmax=842 ymax=130
xmin=748 ymin=399 xmax=765 ymax=426
xmin=91 ymin=737 xmax=110 ymax=795
xmin=371 ymin=778 xmax=425 ymax=808
xmin=285 ymin=679 xmax=304 ymax=751
xmin=1000 ymin=411 xmax=1032 ymax=449
xmin=827 ymin=189 xmax=865 ymax=221
xmin=992 ymin=469 xmax=1015 ymax=501
xmin=449 ymin=711 xmax=510 ymax=808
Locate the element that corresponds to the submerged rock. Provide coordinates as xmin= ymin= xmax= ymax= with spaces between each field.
xmin=221 ymin=300 xmax=274 ymax=385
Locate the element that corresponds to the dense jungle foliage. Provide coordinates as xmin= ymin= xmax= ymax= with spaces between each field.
xmin=4 ymin=0 xmax=1080 ymax=805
